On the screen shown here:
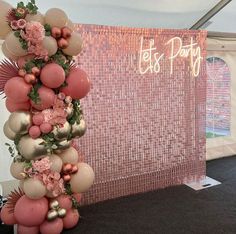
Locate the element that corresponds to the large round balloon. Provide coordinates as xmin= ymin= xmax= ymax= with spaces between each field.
xmin=45 ymin=8 xmax=68 ymax=28
xmin=5 ymin=32 xmax=28 ymax=57
xmin=62 ymin=32 xmax=82 ymax=56
xmin=42 ymin=36 xmax=58 ymax=56
xmin=25 ymin=12 xmax=45 ymax=24
xmin=8 ymin=111 xmax=32 ymax=135
xmin=0 ymin=204 xmax=17 ymax=225
xmin=6 ymin=98 xmax=31 ymax=113
xmin=17 ymin=225 xmax=40 ymax=234
xmin=40 ymin=63 xmax=65 ymax=88
xmin=40 ymin=218 xmax=63 ymax=234
xmin=18 ymin=135 xmax=47 ymax=160
xmin=4 ymin=77 xmax=32 ymax=103
xmin=10 ymin=161 xmax=25 ymax=180
xmin=14 ymin=195 xmax=48 ymax=227
xmin=23 ymin=178 xmax=47 ymax=199
xmin=66 ymin=19 xmax=75 ymax=31
xmin=58 ymin=147 xmax=78 ymax=164
xmin=2 ymin=42 xmax=19 ymax=60
xmin=0 ymin=1 xmax=12 ymax=39
xmin=70 ymin=163 xmax=95 ymax=193
xmin=3 ymin=120 xmax=16 ymax=140
xmin=62 ymin=209 xmax=79 ymax=229
xmin=49 ymin=154 xmax=63 ymax=172
xmin=31 ymin=86 xmax=55 ymax=110
xmin=60 ymin=68 xmax=90 ymax=99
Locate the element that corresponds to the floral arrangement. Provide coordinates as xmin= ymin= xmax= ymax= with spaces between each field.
xmin=0 ymin=1 xmax=95 ymax=233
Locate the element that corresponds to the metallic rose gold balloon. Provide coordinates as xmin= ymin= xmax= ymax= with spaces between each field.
xmin=53 ymin=121 xmax=71 ymax=140
xmin=8 ymin=111 xmax=32 ymax=135
xmin=3 ymin=120 xmax=16 ymax=140
xmin=71 ymin=119 xmax=86 ymax=138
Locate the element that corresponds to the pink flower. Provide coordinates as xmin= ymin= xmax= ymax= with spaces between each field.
xmin=17 ymin=19 xmax=26 ymax=29
xmin=65 ymin=96 xmax=72 ymax=104
xmin=25 ymin=21 xmax=45 ymax=44
xmin=32 ymin=157 xmax=51 ymax=173
xmin=10 ymin=20 xmax=18 ymax=30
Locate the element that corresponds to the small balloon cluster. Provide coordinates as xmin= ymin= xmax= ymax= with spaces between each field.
xmin=0 ymin=1 xmax=95 ymax=233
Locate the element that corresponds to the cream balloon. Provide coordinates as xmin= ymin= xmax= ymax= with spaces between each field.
xmin=25 ymin=12 xmax=45 ymax=24
xmin=5 ymin=32 xmax=28 ymax=57
xmin=45 ymin=8 xmax=68 ymax=28
xmin=42 ymin=36 xmax=58 ymax=56
xmin=62 ymin=32 xmax=82 ymax=56
xmin=66 ymin=19 xmax=75 ymax=31
xmin=8 ymin=111 xmax=32 ymax=135
xmin=58 ymin=147 xmax=78 ymax=164
xmin=23 ymin=178 xmax=47 ymax=199
xmin=3 ymin=121 xmax=16 ymax=140
xmin=0 ymin=1 xmax=12 ymax=39
xmin=70 ymin=163 xmax=95 ymax=193
xmin=19 ymin=180 xmax=24 ymax=190
xmin=18 ymin=135 xmax=48 ymax=160
xmin=10 ymin=161 xmax=25 ymax=180
xmin=52 ymin=121 xmax=71 ymax=140
xmin=2 ymin=41 xmax=19 ymax=61
xmin=71 ymin=119 xmax=86 ymax=138
xmin=49 ymin=154 xmax=63 ymax=172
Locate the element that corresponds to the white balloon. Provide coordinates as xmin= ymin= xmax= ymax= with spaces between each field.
xmin=70 ymin=163 xmax=95 ymax=193
xmin=3 ymin=120 xmax=16 ymax=140
xmin=49 ymin=154 xmax=63 ymax=172
xmin=66 ymin=19 xmax=75 ymax=31
xmin=0 ymin=1 xmax=12 ymax=39
xmin=2 ymin=41 xmax=19 ymax=60
xmin=25 ymin=12 xmax=45 ymax=24
xmin=5 ymin=32 xmax=28 ymax=57
xmin=42 ymin=36 xmax=58 ymax=56
xmin=62 ymin=32 xmax=83 ymax=56
xmin=58 ymin=147 xmax=78 ymax=164
xmin=10 ymin=161 xmax=25 ymax=180
xmin=45 ymin=8 xmax=68 ymax=28
xmin=23 ymin=178 xmax=47 ymax=199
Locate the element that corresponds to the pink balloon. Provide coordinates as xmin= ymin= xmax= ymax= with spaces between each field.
xmin=31 ymin=86 xmax=55 ymax=110
xmin=0 ymin=205 xmax=17 ymax=225
xmin=52 ymin=194 xmax=72 ymax=210
xmin=40 ymin=63 xmax=65 ymax=88
xmin=4 ymin=77 xmax=32 ymax=103
xmin=61 ymin=68 xmax=90 ymax=99
xmin=17 ymin=225 xmax=39 ymax=234
xmin=17 ymin=55 xmax=35 ymax=69
xmin=32 ymin=113 xmax=44 ymax=125
xmin=40 ymin=218 xmax=63 ymax=234
xmin=63 ymin=209 xmax=79 ymax=229
xmin=29 ymin=126 xmax=41 ymax=139
xmin=14 ymin=195 xmax=48 ymax=227
xmin=5 ymin=98 xmax=30 ymax=112
xmin=40 ymin=123 xmax=52 ymax=134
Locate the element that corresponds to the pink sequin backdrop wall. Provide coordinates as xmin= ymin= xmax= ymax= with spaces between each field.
xmin=76 ymin=25 xmax=207 ymax=205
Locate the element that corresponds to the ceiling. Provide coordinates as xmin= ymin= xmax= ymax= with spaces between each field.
xmin=5 ymin=0 xmax=236 ymax=32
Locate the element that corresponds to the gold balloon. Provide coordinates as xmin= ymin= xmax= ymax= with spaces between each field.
xmin=5 ymin=32 xmax=28 ymax=57
xmin=70 ymin=163 xmax=95 ymax=193
xmin=71 ymin=119 xmax=86 ymax=138
xmin=0 ymin=1 xmax=12 ymax=39
xmin=2 ymin=41 xmax=19 ymax=61
xmin=57 ymin=139 xmax=71 ymax=150
xmin=23 ymin=178 xmax=47 ymax=199
xmin=45 ymin=8 xmax=68 ymax=28
xmin=18 ymin=135 xmax=48 ymax=160
xmin=42 ymin=36 xmax=58 ymax=56
xmin=3 ymin=120 xmax=16 ymax=140
xmin=58 ymin=147 xmax=78 ymax=164
xmin=49 ymin=200 xmax=59 ymax=210
xmin=49 ymin=154 xmax=63 ymax=173
xmin=57 ymin=208 xmax=66 ymax=218
xmin=47 ymin=210 xmax=58 ymax=221
xmin=10 ymin=161 xmax=25 ymax=180
xmin=8 ymin=111 xmax=32 ymax=135
xmin=25 ymin=12 xmax=45 ymax=24
xmin=52 ymin=121 xmax=71 ymax=140
xmin=62 ymin=32 xmax=83 ymax=56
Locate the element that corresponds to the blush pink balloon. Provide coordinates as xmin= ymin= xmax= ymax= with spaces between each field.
xmin=62 ymin=209 xmax=79 ymax=229
xmin=61 ymin=68 xmax=90 ymax=99
xmin=40 ymin=218 xmax=63 ymax=234
xmin=40 ymin=123 xmax=52 ymax=134
xmin=72 ymin=193 xmax=82 ymax=203
xmin=5 ymin=98 xmax=30 ymax=112
xmin=29 ymin=126 xmax=41 ymax=139
xmin=17 ymin=225 xmax=39 ymax=234
xmin=0 ymin=205 xmax=17 ymax=225
xmin=32 ymin=113 xmax=44 ymax=126
xmin=40 ymin=63 xmax=65 ymax=88
xmin=4 ymin=77 xmax=32 ymax=103
xmin=17 ymin=55 xmax=35 ymax=69
xmin=52 ymin=194 xmax=72 ymax=210
xmin=31 ymin=86 xmax=55 ymax=110
xmin=14 ymin=195 xmax=48 ymax=227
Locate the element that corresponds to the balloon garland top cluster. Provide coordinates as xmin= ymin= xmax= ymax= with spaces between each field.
xmin=0 ymin=0 xmax=94 ymax=233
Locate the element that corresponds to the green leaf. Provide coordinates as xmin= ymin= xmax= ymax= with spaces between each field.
xmin=14 ymin=31 xmax=20 ymax=37
xmin=31 ymin=0 xmax=36 ymax=4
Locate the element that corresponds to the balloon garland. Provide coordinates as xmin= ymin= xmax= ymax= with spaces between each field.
xmin=0 ymin=0 xmax=95 ymax=233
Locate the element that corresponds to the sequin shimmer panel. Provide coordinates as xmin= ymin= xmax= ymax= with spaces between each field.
xmin=76 ymin=25 xmax=207 ymax=205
